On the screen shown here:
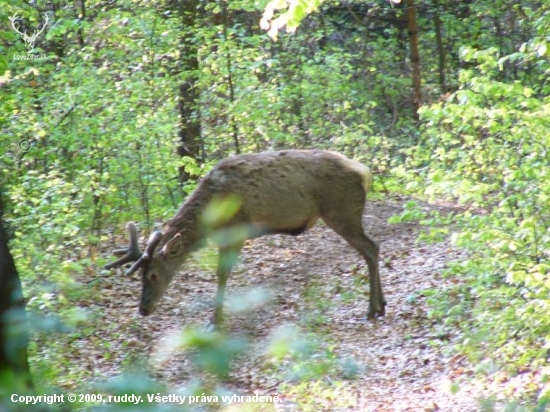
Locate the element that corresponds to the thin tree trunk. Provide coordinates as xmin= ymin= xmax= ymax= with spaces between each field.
xmin=176 ymin=0 xmax=202 ymax=182
xmin=76 ymin=0 xmax=86 ymax=47
xmin=221 ymin=1 xmax=240 ymax=154
xmin=433 ymin=0 xmax=447 ymax=93
xmin=0 ymin=194 xmax=32 ymax=389
xmin=406 ymin=0 xmax=421 ymax=120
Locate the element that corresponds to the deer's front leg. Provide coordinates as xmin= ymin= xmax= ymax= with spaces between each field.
xmin=210 ymin=243 xmax=244 ymax=328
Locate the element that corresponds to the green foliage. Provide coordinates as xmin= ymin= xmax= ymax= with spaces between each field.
xmin=202 ymin=195 xmax=243 ymax=227
xmin=282 ymin=380 xmax=356 ymax=411
xmin=170 ymin=327 xmax=248 ymax=378
xmin=266 ymin=324 xmax=344 ymax=381
xmin=404 ymin=33 xmax=550 ymax=405
xmin=261 ymin=0 xmax=322 ymax=40
xmin=388 ymin=200 xmax=427 ymax=223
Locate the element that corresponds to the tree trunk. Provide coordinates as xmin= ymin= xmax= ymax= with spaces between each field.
xmin=0 ymin=194 xmax=32 ymax=389
xmin=432 ymin=0 xmax=447 ymax=94
xmin=406 ymin=0 xmax=421 ymax=120
xmin=76 ymin=0 xmax=86 ymax=47
xmin=221 ymin=1 xmax=240 ymax=154
xmin=176 ymin=0 xmax=202 ymax=182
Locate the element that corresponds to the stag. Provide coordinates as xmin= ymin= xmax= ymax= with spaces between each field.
xmin=9 ymin=12 xmax=49 ymax=50
xmin=105 ymin=150 xmax=385 ymax=326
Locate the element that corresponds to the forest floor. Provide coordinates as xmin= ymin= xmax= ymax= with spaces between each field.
xmin=92 ymin=196 xmax=493 ymax=411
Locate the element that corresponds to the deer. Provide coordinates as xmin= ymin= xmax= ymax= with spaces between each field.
xmin=105 ymin=150 xmax=386 ymax=327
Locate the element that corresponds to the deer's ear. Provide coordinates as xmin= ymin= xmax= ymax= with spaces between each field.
xmin=163 ymin=234 xmax=182 ymax=256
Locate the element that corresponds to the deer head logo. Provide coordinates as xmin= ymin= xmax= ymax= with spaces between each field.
xmin=9 ymin=12 xmax=49 ymax=51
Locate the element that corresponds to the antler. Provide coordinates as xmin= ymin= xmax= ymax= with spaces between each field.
xmin=143 ymin=229 xmax=162 ymax=260
xmin=25 ymin=13 xmax=49 ymax=50
xmin=104 ymin=222 xmax=163 ymax=276
xmin=30 ymin=13 xmax=49 ymax=40
xmin=104 ymin=222 xmax=142 ymax=271
xmin=9 ymin=12 xmax=26 ymax=37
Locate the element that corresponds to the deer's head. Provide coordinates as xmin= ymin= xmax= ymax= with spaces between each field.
xmin=104 ymin=223 xmax=187 ymax=316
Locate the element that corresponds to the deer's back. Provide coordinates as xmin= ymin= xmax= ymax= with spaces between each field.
xmin=202 ymin=150 xmax=370 ymax=232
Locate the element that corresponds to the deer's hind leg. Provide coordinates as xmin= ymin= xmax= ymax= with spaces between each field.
xmin=322 ymin=207 xmax=385 ymax=319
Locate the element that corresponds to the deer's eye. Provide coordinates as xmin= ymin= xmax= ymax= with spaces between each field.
xmin=149 ymin=273 xmax=158 ymax=281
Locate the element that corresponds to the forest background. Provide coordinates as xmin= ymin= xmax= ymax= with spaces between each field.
xmin=0 ymin=0 xmax=549 ymax=410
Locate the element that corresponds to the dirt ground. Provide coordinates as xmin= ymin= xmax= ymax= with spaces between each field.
xmin=96 ymin=196 xmax=488 ymax=411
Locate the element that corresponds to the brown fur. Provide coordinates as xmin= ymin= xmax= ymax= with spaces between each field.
xmin=107 ymin=150 xmax=385 ymax=324
xmin=164 ymin=150 xmax=372 ymax=239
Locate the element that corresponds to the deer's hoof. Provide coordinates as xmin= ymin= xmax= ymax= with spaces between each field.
xmin=205 ymin=318 xmax=221 ymax=333
xmin=367 ymin=306 xmax=386 ymax=320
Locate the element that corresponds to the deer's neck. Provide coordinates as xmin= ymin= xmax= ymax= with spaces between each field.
xmin=160 ymin=183 xmax=212 ymax=251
